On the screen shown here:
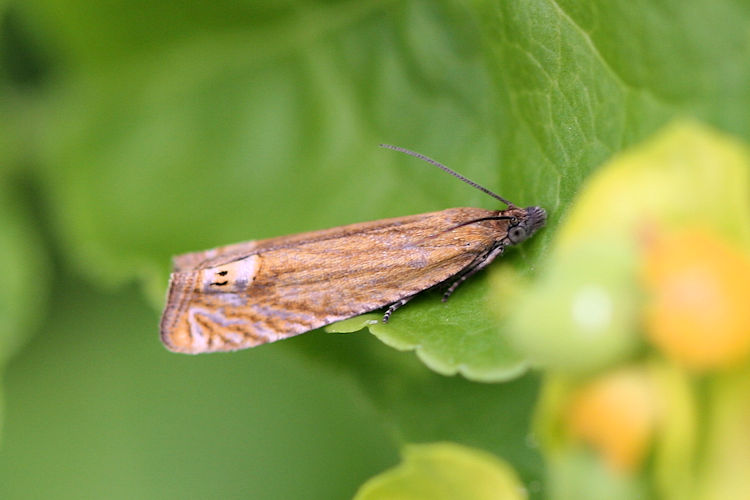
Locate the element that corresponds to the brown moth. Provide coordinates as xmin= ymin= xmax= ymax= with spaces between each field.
xmin=161 ymin=145 xmax=546 ymax=353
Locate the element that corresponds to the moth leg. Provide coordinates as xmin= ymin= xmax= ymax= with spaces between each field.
xmin=442 ymin=244 xmax=505 ymax=302
xmin=383 ymin=295 xmax=416 ymax=323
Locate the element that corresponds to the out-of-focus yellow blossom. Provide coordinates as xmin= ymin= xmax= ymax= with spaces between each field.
xmin=642 ymin=228 xmax=750 ymax=371
xmin=566 ymin=368 xmax=660 ymax=473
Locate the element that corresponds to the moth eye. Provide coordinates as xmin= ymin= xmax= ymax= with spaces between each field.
xmin=508 ymin=226 xmax=527 ymax=244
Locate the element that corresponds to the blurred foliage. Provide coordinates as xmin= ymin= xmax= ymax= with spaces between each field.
xmin=1 ymin=0 xmax=750 ymax=498
xmin=354 ymin=442 xmax=526 ymax=500
xmin=511 ymin=123 xmax=750 ymax=499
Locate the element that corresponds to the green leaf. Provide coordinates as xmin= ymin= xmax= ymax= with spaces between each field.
xmin=354 ymin=442 xmax=527 ymax=500
xmin=0 ymin=181 xmax=49 ymax=445
xmin=0 ymin=182 xmax=48 ymax=365
xmin=18 ymin=0 xmax=299 ymax=68
xmin=482 ymin=0 xmax=750 ymax=172
xmin=328 ymin=277 xmax=527 ymax=383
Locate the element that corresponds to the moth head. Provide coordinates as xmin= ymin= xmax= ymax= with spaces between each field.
xmin=507 ymin=206 xmax=547 ymax=245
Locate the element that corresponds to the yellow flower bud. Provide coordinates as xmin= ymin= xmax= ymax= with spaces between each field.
xmin=643 ymin=229 xmax=750 ymax=371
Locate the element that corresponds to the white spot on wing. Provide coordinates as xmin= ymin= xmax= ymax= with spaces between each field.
xmin=232 ymin=255 xmax=259 ymax=286
xmin=201 ymin=255 xmax=260 ymax=292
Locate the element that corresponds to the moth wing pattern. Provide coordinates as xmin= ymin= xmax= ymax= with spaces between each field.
xmin=161 ymin=208 xmax=509 ymax=353
xmin=170 ymin=216 xmax=429 ymax=272
xmin=172 ymin=240 xmax=260 ymax=272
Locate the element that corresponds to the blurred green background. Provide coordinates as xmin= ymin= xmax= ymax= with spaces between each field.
xmin=2 ymin=0 xmax=750 ymax=498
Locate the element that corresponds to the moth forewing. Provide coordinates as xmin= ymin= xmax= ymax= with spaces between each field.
xmin=160 ymin=207 xmax=539 ymax=354
xmin=161 ymin=146 xmax=547 ymax=354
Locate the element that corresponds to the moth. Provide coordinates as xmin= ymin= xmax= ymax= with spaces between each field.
xmin=161 ymin=145 xmax=546 ymax=353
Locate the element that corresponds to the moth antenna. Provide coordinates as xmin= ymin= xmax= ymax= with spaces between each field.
xmin=379 ymin=144 xmax=515 ymax=207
